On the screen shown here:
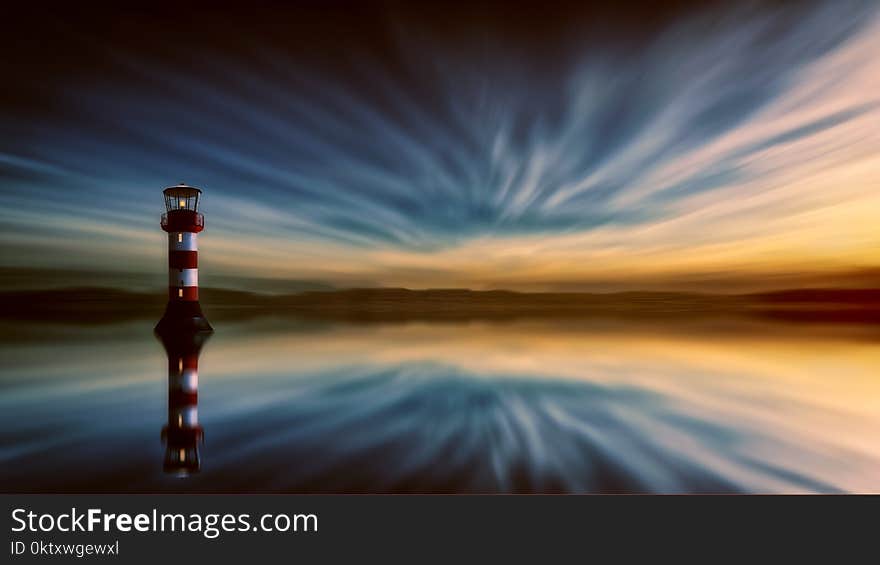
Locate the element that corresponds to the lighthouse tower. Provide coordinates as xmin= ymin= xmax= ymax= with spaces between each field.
xmin=159 ymin=330 xmax=209 ymax=476
xmin=155 ymin=184 xmax=212 ymax=334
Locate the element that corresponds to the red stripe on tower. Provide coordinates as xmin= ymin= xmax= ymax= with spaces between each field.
xmin=168 ymin=287 xmax=199 ymax=301
xmin=169 ymin=250 xmax=198 ymax=269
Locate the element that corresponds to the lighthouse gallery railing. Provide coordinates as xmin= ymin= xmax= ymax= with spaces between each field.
xmin=161 ymin=212 xmax=204 ymax=230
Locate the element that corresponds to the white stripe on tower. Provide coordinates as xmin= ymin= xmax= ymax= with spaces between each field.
xmin=169 ymin=269 xmax=199 ymax=287
xmin=170 ymin=232 xmax=198 ymax=251
xmin=172 ymin=405 xmax=199 ymax=427
xmin=170 ymin=367 xmax=199 ymax=395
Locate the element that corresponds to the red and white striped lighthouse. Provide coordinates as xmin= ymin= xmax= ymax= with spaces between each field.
xmin=155 ymin=183 xmax=212 ymax=333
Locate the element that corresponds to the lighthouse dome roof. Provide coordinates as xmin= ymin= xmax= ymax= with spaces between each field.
xmin=163 ymin=183 xmax=202 ymax=197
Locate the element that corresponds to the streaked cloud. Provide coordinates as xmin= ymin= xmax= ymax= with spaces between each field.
xmin=1 ymin=1 xmax=878 ymax=291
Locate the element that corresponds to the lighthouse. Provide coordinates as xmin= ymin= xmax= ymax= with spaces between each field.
xmin=155 ymin=184 xmax=212 ymax=333
xmin=159 ymin=329 xmax=209 ymax=476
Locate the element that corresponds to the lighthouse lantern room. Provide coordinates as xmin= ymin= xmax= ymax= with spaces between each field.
xmin=164 ymin=185 xmax=201 ymax=212
xmin=161 ymin=184 xmax=204 ymax=232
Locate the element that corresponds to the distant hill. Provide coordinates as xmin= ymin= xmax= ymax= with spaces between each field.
xmin=0 ymin=286 xmax=878 ymax=325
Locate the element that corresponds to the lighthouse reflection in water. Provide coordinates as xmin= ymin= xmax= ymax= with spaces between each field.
xmin=158 ymin=329 xmax=210 ymax=476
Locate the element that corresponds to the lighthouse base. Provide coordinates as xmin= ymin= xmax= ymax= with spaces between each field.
xmin=155 ymin=301 xmax=213 ymax=334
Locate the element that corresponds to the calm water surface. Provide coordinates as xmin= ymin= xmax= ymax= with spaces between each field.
xmin=1 ymin=318 xmax=878 ymax=493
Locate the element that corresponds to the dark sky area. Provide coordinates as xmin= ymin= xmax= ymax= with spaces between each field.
xmin=1 ymin=1 xmax=878 ymax=292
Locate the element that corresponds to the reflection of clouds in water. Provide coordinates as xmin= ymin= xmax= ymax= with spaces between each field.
xmin=1 ymin=321 xmax=878 ymax=493
xmin=206 ymin=362 xmax=842 ymax=493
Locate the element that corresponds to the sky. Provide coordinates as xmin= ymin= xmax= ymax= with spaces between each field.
xmin=1 ymin=1 xmax=879 ymax=293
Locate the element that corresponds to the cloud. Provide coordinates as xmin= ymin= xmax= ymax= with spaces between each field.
xmin=0 ymin=0 xmax=878 ymax=289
